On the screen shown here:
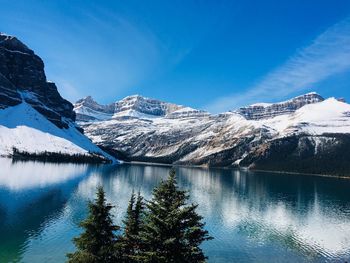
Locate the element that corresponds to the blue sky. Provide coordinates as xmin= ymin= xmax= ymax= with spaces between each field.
xmin=1 ymin=0 xmax=350 ymax=112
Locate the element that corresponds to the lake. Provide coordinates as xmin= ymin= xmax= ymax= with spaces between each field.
xmin=0 ymin=158 xmax=349 ymax=263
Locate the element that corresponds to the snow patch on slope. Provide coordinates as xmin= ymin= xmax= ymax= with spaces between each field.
xmin=260 ymin=98 xmax=350 ymax=136
xmin=113 ymin=109 xmax=160 ymax=120
xmin=0 ymin=102 xmax=116 ymax=161
xmin=74 ymin=104 xmax=114 ymax=121
xmin=235 ymin=92 xmax=324 ymax=120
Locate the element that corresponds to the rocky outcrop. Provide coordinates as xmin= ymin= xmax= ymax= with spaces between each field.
xmin=166 ymin=107 xmax=210 ymax=119
xmin=0 ymin=33 xmax=75 ymax=128
xmin=235 ymin=93 xmax=324 ymax=120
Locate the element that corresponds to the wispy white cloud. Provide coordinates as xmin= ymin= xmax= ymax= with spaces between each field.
xmin=207 ymin=17 xmax=350 ymax=113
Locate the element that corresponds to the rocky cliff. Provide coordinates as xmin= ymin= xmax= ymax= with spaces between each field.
xmin=0 ymin=33 xmax=114 ymax=162
xmin=0 ymin=33 xmax=74 ymax=128
xmin=235 ymin=92 xmax=324 ymax=120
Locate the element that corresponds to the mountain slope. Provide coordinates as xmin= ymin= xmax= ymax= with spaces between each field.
xmin=0 ymin=102 xmax=109 ymax=156
xmin=75 ymin=93 xmax=350 ymax=175
xmin=0 ymin=33 xmax=115 ymax=162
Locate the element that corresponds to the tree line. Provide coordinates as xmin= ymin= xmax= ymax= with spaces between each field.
xmin=11 ymin=147 xmax=111 ymax=164
xmin=67 ymin=169 xmax=213 ymax=263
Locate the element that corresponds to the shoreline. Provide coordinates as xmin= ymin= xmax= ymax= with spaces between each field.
xmin=125 ymin=160 xmax=350 ymax=180
xmin=2 ymin=155 xmax=349 ymax=180
xmin=248 ymin=168 xmax=350 ymax=180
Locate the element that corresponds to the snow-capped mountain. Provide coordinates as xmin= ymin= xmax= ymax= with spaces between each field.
xmin=75 ymin=93 xmax=350 ymax=175
xmin=74 ymin=94 xmax=204 ymax=121
xmin=74 ymin=96 xmax=115 ymax=121
xmin=235 ymin=92 xmax=324 ymax=120
xmin=0 ymin=33 xmax=114 ymax=162
xmin=114 ymin=95 xmax=183 ymax=116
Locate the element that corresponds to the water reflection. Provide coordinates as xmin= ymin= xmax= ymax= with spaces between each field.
xmin=0 ymin=159 xmax=100 ymax=262
xmin=0 ymin=158 xmax=89 ymax=190
xmin=0 ymin=160 xmax=349 ymax=262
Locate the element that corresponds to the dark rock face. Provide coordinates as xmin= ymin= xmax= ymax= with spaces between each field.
xmin=235 ymin=93 xmax=324 ymax=120
xmin=0 ymin=33 xmax=75 ymax=128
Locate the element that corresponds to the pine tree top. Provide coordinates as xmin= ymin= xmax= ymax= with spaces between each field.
xmin=141 ymin=168 xmax=212 ymax=262
xmin=67 ymin=186 xmax=120 ymax=263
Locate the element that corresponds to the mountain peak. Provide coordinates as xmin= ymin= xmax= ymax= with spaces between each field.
xmin=118 ymin=94 xmax=162 ymax=103
xmin=74 ymin=96 xmax=114 ymax=121
xmin=0 ymin=33 xmax=114 ymax=162
xmin=122 ymin=94 xmax=143 ymax=99
xmin=74 ymin=94 xmax=187 ymax=121
xmin=76 ymin=95 xmax=97 ymax=105
xmin=114 ymin=94 xmax=183 ymax=117
xmin=0 ymin=33 xmax=75 ymax=128
xmin=0 ymin=32 xmax=34 ymax=55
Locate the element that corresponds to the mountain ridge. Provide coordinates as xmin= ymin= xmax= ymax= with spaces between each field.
xmin=74 ymin=92 xmax=328 ymax=121
xmin=74 ymin=94 xmax=208 ymax=121
xmin=75 ymin=93 xmax=350 ymax=176
xmin=234 ymin=92 xmax=325 ymax=120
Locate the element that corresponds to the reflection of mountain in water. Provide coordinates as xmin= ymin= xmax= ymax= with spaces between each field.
xmin=0 ymin=158 xmax=91 ymax=190
xmin=177 ymin=168 xmax=350 ymax=261
xmin=0 ymin=159 xmax=96 ymax=263
xmin=72 ymin=164 xmax=350 ymax=262
xmin=1 ymin=162 xmax=350 ymax=262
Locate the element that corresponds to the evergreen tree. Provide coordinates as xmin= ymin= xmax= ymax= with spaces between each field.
xmin=67 ymin=186 xmax=120 ymax=263
xmin=140 ymin=169 xmax=212 ymax=263
xmin=120 ymin=191 xmax=145 ymax=262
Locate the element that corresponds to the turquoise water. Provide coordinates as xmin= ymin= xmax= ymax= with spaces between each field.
xmin=0 ymin=158 xmax=349 ymax=262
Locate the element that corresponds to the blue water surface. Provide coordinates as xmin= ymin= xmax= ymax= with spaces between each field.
xmin=0 ymin=158 xmax=349 ymax=263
